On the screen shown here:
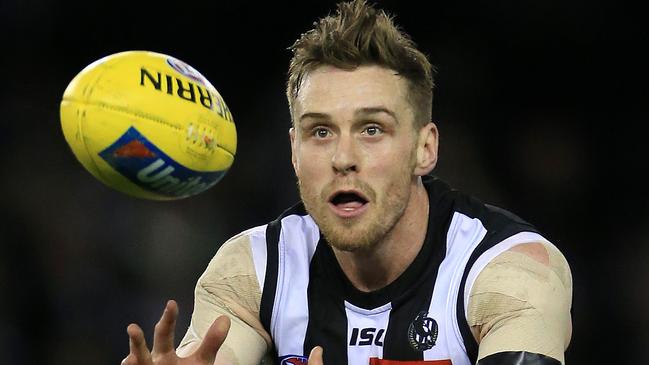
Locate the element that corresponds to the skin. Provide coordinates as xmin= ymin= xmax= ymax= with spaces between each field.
xmin=123 ymin=64 xmax=571 ymax=364
xmin=122 ymin=300 xmax=325 ymax=365
xmin=290 ymin=65 xmax=438 ymax=291
xmin=122 ymin=64 xmax=439 ymax=363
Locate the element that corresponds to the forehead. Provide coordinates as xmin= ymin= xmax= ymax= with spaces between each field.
xmin=294 ymin=65 xmax=411 ymax=118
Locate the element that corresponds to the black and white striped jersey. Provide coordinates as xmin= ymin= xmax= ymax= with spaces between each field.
xmin=246 ymin=176 xmax=549 ymax=365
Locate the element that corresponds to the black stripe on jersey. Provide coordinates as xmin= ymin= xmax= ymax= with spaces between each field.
xmin=260 ymin=203 xmax=309 ymax=339
xmin=453 ymin=201 xmax=539 ymax=364
xmin=382 ymin=182 xmax=455 ymax=360
xmin=303 ymin=176 xmax=456 ymax=361
xmin=300 ymin=176 xmax=459 ymax=362
xmin=303 ymin=240 xmax=349 ymax=365
xmin=260 ymin=216 xmax=280 ymax=337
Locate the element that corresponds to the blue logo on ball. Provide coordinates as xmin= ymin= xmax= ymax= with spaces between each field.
xmin=99 ymin=127 xmax=225 ymax=198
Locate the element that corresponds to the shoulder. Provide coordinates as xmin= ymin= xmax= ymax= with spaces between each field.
xmin=200 ymin=200 xmax=318 ymax=286
xmin=425 ymin=177 xmax=539 ymax=244
xmin=508 ymin=242 xmax=572 ymax=287
xmin=217 ymin=226 xmax=268 ymax=260
xmin=467 ymin=241 xmax=573 ymax=362
xmin=184 ymin=226 xmax=274 ymax=356
xmin=199 ymin=225 xmax=268 ymax=286
xmin=468 ymin=240 xmax=573 ymax=311
xmin=477 ymin=241 xmax=573 ymax=296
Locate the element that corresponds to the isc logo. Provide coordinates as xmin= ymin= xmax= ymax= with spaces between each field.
xmin=349 ymin=327 xmax=385 ymax=346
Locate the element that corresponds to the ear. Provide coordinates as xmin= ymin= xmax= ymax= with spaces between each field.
xmin=289 ymin=127 xmax=298 ymax=174
xmin=414 ymin=122 xmax=439 ymax=176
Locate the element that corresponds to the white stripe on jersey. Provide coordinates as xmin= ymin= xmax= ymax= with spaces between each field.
xmin=248 ymin=225 xmax=270 ymax=291
xmin=255 ymin=204 xmax=551 ymax=364
xmin=424 ymin=212 xmax=487 ymax=365
xmin=271 ymin=214 xmax=320 ymax=356
xmin=345 ymin=301 xmax=392 ymax=364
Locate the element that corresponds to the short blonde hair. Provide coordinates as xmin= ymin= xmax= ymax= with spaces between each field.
xmin=287 ymin=0 xmax=434 ymax=128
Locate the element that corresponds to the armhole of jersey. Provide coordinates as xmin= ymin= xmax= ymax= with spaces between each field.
xmin=260 ymin=217 xmax=281 ymax=338
xmin=455 ymin=231 xmax=550 ymax=364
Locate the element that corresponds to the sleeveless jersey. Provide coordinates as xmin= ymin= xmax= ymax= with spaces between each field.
xmin=245 ymin=177 xmax=549 ymax=365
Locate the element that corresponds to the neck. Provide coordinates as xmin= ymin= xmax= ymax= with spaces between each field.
xmin=332 ymin=178 xmax=430 ymax=292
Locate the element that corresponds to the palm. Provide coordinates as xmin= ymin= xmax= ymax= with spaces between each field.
xmin=121 ymin=300 xmax=324 ymax=365
xmin=121 ymin=300 xmax=230 ymax=365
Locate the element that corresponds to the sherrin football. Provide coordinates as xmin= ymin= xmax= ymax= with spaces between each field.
xmin=60 ymin=51 xmax=236 ymax=200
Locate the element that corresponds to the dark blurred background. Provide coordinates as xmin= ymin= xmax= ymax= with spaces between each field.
xmin=0 ymin=0 xmax=646 ymax=364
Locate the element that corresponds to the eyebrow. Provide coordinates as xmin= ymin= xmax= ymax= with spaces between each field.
xmin=356 ymin=107 xmax=399 ymax=124
xmin=299 ymin=112 xmax=330 ymax=123
xmin=298 ymin=106 xmax=399 ymax=124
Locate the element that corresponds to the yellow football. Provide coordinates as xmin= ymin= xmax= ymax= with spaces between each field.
xmin=60 ymin=51 xmax=236 ymax=200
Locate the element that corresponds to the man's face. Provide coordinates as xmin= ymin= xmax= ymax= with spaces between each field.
xmin=290 ymin=65 xmax=423 ymax=252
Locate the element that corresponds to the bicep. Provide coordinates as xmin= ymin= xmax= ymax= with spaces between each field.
xmin=467 ymin=242 xmax=572 ymax=364
xmin=177 ymin=233 xmax=272 ymax=365
xmin=177 ymin=296 xmax=269 ymax=365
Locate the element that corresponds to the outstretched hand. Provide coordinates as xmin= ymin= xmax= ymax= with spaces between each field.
xmin=121 ymin=300 xmax=230 ymax=365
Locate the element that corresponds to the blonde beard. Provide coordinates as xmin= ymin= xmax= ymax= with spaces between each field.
xmin=298 ymin=155 xmax=417 ymax=252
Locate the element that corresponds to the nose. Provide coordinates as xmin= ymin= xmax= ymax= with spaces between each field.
xmin=331 ymin=133 xmax=358 ymax=175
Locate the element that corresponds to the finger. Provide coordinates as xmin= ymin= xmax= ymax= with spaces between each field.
xmin=127 ymin=323 xmax=151 ymax=363
xmin=308 ymin=346 xmax=324 ymax=365
xmin=152 ymin=300 xmax=178 ymax=355
xmin=193 ymin=315 xmax=231 ymax=364
xmin=121 ymin=354 xmax=137 ymax=365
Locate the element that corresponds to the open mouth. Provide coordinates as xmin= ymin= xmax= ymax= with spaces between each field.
xmin=328 ymin=190 xmax=369 ymax=217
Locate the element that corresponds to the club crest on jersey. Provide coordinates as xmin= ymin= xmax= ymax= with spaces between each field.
xmin=99 ymin=127 xmax=226 ymax=198
xmin=279 ymin=355 xmax=308 ymax=365
xmin=407 ymin=311 xmax=438 ymax=351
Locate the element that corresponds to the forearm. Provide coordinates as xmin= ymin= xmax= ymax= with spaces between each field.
xmin=177 ymin=304 xmax=268 ymax=365
xmin=178 ymin=233 xmax=271 ymax=365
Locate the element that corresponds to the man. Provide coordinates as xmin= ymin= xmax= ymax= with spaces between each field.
xmin=122 ymin=1 xmax=573 ymax=364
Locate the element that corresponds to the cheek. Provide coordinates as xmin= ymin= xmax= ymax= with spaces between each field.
xmin=295 ymin=147 xmax=329 ymax=181
xmin=364 ymin=141 xmax=413 ymax=173
xmin=365 ymin=144 xmax=416 ymax=194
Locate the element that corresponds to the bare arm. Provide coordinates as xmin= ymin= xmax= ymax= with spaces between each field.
xmin=122 ymin=300 xmax=324 ymax=365
xmin=468 ymin=242 xmax=573 ymax=364
xmin=177 ymin=232 xmax=272 ymax=364
xmin=122 ymin=300 xmax=230 ymax=365
xmin=121 ymin=231 xmax=271 ymax=365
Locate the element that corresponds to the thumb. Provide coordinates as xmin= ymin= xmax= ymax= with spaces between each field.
xmin=193 ymin=315 xmax=231 ymax=364
xmin=308 ymin=346 xmax=324 ymax=365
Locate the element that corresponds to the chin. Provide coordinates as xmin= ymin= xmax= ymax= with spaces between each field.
xmin=325 ymin=232 xmax=377 ymax=252
xmin=318 ymin=215 xmax=388 ymax=253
